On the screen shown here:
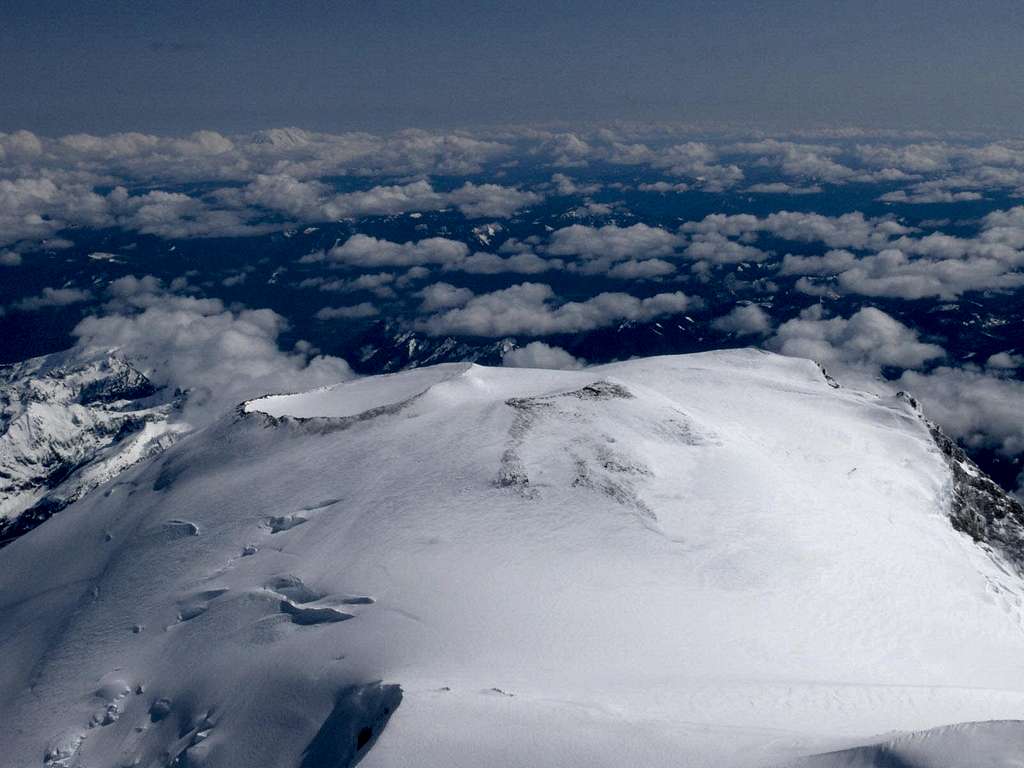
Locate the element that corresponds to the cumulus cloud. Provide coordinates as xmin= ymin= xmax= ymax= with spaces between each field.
xmin=768 ymin=305 xmax=945 ymax=371
xmin=303 ymin=272 xmax=396 ymax=298
xmin=0 ymin=128 xmax=530 ymax=249
xmin=417 ymin=282 xmax=474 ymax=311
xmin=226 ymin=173 xmax=336 ymax=219
xmin=987 ymin=352 xmax=1024 ymax=369
xmin=445 ymin=182 xmax=541 ymax=218
xmin=780 ymin=249 xmax=859 ymax=276
xmin=647 ymin=142 xmax=744 ymax=191
xmin=0 ymin=177 xmax=108 ymax=248
xmin=685 ymin=232 xmax=768 ymax=264
xmin=711 ymin=304 xmax=772 ymax=336
xmin=769 ymin=204 xmax=1024 ymax=300
xmin=3 ymin=127 xmax=512 ymax=184
xmin=548 ymin=223 xmax=682 ymax=260
xmin=536 ymin=131 xmax=594 ymax=166
xmin=110 ymin=187 xmax=271 ymax=239
xmin=417 ymin=282 xmax=694 ymax=337
xmin=637 ymin=181 xmax=690 ymax=193
xmin=452 ymin=250 xmax=564 ymax=275
xmin=328 ymin=235 xmax=469 ymax=268
xmin=8 ymin=127 xmax=1024 ymax=266
xmin=7 ymin=127 xmax=1024 ymax=254
xmin=855 ymin=140 xmax=1024 ymax=199
xmin=834 ymin=249 xmax=1024 ymax=299
xmin=228 ymin=176 xmax=539 ymax=222
xmin=980 ymin=206 xmax=1024 ymax=246
xmin=550 ymin=173 xmax=601 ymax=196
xmin=683 ymin=211 xmax=910 ymax=250
xmin=502 ymin=342 xmax=586 ymax=370
xmin=606 ymin=258 xmax=676 ymax=279
xmin=745 ymin=182 xmax=823 ymax=195
xmin=12 ymin=286 xmax=93 ymax=311
xmin=71 ymin=276 xmax=353 ymax=422
xmin=793 ymin=277 xmax=839 ymax=298
xmin=0 ymin=178 xmax=280 ymax=247
xmin=314 ymin=303 xmax=380 ymax=320
xmin=897 ymin=366 xmax=1024 ymax=457
xmin=729 ymin=140 xmax=857 ymax=183
xmin=313 ymin=226 xmax=678 ymax=306
xmin=569 ymin=201 xmax=615 ymax=218
xmin=0 ymin=129 xmax=44 ymax=159
xmin=878 ymin=189 xmax=983 ymax=204
xmin=853 ymin=142 xmax=955 ymax=174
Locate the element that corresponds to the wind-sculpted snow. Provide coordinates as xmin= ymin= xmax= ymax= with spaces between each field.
xmin=4 ymin=350 xmax=1024 ymax=767
xmin=301 ymin=683 xmax=403 ymax=768
xmin=788 ymin=720 xmax=1024 ymax=767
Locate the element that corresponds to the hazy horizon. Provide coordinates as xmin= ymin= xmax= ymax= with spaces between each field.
xmin=4 ymin=0 xmax=1024 ymax=135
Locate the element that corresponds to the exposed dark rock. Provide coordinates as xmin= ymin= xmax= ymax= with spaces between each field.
xmin=899 ymin=391 xmax=1024 ymax=570
xmin=76 ymin=358 xmax=156 ymax=405
xmin=0 ymin=497 xmax=63 ymax=547
xmin=506 ymin=381 xmax=633 ymax=411
xmin=931 ymin=423 xmax=1024 ymax=566
xmin=815 ymin=362 xmax=841 ymax=389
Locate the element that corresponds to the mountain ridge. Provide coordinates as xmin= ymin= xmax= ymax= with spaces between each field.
xmin=0 ymin=352 xmax=184 ymax=545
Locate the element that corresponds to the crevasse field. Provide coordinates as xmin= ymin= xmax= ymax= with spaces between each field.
xmin=3 ymin=350 xmax=1024 ymax=767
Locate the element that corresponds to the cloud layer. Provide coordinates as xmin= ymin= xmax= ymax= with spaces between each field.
xmin=71 ymin=276 xmax=353 ymax=423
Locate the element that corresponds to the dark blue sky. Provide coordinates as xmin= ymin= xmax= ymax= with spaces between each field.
xmin=2 ymin=0 xmax=1023 ymax=135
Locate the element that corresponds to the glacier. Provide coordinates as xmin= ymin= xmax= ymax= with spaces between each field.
xmin=2 ymin=349 xmax=1024 ymax=767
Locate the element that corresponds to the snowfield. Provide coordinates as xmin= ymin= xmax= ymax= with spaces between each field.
xmin=2 ymin=349 xmax=1024 ymax=767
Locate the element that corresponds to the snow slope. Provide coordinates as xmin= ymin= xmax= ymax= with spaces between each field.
xmin=793 ymin=720 xmax=1024 ymax=767
xmin=2 ymin=349 xmax=1024 ymax=767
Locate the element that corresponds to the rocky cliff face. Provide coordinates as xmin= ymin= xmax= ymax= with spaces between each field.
xmin=931 ymin=424 xmax=1024 ymax=567
xmin=0 ymin=353 xmax=183 ymax=545
xmin=897 ymin=391 xmax=1024 ymax=571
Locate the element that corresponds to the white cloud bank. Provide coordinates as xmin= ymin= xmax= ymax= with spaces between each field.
xmin=71 ymin=276 xmax=353 ymax=423
xmin=417 ymin=283 xmax=695 ymax=337
xmin=711 ymin=304 xmax=772 ymax=336
xmin=502 ymin=342 xmax=586 ymax=370
xmin=768 ymin=305 xmax=945 ymax=371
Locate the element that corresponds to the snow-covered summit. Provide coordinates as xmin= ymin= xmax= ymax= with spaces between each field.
xmin=3 ymin=349 xmax=1024 ymax=767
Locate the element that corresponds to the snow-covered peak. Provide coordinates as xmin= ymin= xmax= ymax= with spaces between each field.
xmin=0 ymin=352 xmax=183 ymax=541
xmin=3 ymin=350 xmax=1024 ymax=767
